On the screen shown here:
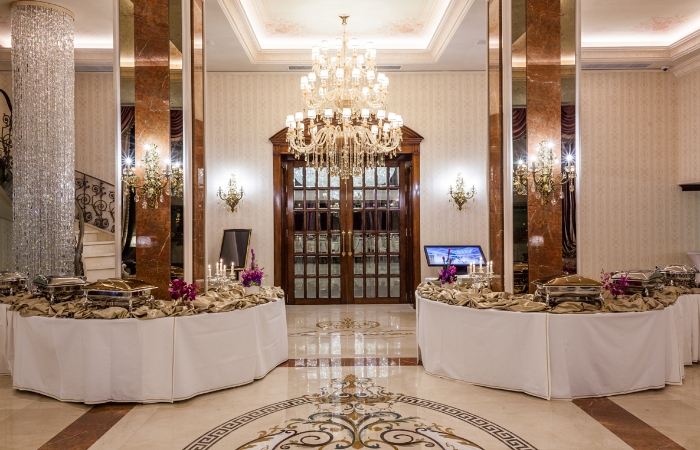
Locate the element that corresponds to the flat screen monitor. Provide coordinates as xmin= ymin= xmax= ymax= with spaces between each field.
xmin=219 ymin=229 xmax=252 ymax=270
xmin=424 ymin=245 xmax=486 ymax=267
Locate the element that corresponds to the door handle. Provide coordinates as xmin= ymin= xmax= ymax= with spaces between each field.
xmin=347 ymin=232 xmax=353 ymax=257
xmin=342 ymin=231 xmax=346 ymax=256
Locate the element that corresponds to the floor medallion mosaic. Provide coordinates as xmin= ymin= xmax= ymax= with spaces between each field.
xmin=183 ymin=375 xmax=537 ymax=450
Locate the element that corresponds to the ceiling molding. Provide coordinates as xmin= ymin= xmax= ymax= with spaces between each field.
xmin=216 ymin=0 xmax=475 ymax=65
xmin=672 ymin=53 xmax=700 ymax=78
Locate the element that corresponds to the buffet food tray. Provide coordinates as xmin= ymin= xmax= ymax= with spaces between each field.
xmin=83 ymin=278 xmax=156 ymax=309
xmin=611 ymin=270 xmax=664 ymax=297
xmin=658 ymin=264 xmax=698 ymax=288
xmin=0 ymin=271 xmax=29 ymax=296
xmin=33 ymin=275 xmax=88 ymax=303
xmin=533 ymin=274 xmax=603 ymax=306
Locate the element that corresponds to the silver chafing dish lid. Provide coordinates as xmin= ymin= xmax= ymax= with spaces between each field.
xmin=611 ymin=270 xmax=664 ymax=281
xmin=533 ymin=274 xmax=602 ymax=288
xmin=33 ymin=275 xmax=88 ymax=288
xmin=659 ymin=264 xmax=698 ymax=274
xmin=0 ymin=272 xmax=29 ymax=282
xmin=84 ymin=278 xmax=156 ymax=293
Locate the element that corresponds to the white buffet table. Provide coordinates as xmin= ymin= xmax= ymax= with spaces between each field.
xmin=0 ymin=299 xmax=288 ymax=403
xmin=417 ymin=293 xmax=700 ymax=400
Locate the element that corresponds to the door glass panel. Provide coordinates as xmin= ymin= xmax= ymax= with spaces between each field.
xmin=353 ymin=189 xmax=362 ymax=208
xmin=377 ymin=190 xmax=387 ymax=208
xmin=366 ymin=278 xmax=376 ymax=297
xmin=365 ymin=168 xmax=375 ymax=186
xmin=330 ymin=234 xmax=341 ymax=254
xmin=306 ymin=235 xmax=316 ymax=253
xmin=319 ymin=212 xmax=328 ymax=231
xmin=318 ymin=234 xmax=328 ymax=253
xmin=331 ymin=278 xmax=341 ymax=297
xmin=294 ymin=167 xmax=304 ymax=187
xmin=377 ymin=210 xmax=387 ymax=230
xmin=354 ymin=256 xmax=363 ymax=275
xmin=389 ymin=189 xmax=399 ymax=208
xmin=390 ymin=278 xmax=400 ymax=297
xmin=319 ymin=278 xmax=329 ymax=297
xmin=294 ymin=234 xmax=304 ymax=253
xmin=365 ymin=211 xmax=375 ymax=230
xmin=389 ymin=167 xmax=399 ymax=186
xmin=366 ymin=256 xmax=376 ymax=274
xmin=353 ymin=234 xmax=363 ymax=254
xmin=390 ymin=233 xmax=399 ymax=252
xmin=294 ymin=212 xmax=303 ymax=231
xmin=390 ymin=255 xmax=400 ymax=274
xmin=365 ymin=189 xmax=376 ymax=208
xmin=319 ymin=256 xmax=329 ymax=275
xmin=331 ymin=212 xmax=341 ymax=230
xmin=390 ymin=211 xmax=399 ymax=231
xmin=353 ymin=175 xmax=363 ymax=187
xmin=365 ymin=235 xmax=375 ymax=253
xmin=330 ymin=175 xmax=340 ymax=187
xmin=295 ymin=278 xmax=304 ymax=298
xmin=378 ymin=255 xmax=388 ymax=275
xmin=306 ymin=212 xmax=316 ymax=231
xmin=378 ymin=233 xmax=388 ymax=252
xmin=377 ymin=167 xmax=387 ymax=187
xmin=354 ymin=278 xmax=363 ymax=297
xmin=294 ymin=190 xmax=303 ymax=209
xmin=307 ymin=278 xmax=317 ymax=298
xmin=318 ymin=190 xmax=328 ymax=208
xmin=294 ymin=256 xmax=304 ymax=275
xmin=306 ymin=190 xmax=316 ymax=209
xmin=378 ymin=278 xmax=388 ymax=297
xmin=307 ymin=256 xmax=316 ymax=275
xmin=331 ymin=256 xmax=341 ymax=275
xmin=353 ymin=211 xmax=363 ymax=230
xmin=305 ymin=168 xmax=316 ymax=187
xmin=330 ymin=190 xmax=340 ymax=209
xmin=318 ymin=168 xmax=329 ymax=187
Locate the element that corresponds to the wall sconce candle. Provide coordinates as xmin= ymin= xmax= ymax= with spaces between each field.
xmin=217 ymin=174 xmax=244 ymax=213
xmin=121 ymin=144 xmax=171 ymax=209
xmin=448 ymin=173 xmax=476 ymax=211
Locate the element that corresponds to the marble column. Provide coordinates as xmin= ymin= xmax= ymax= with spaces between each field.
xmin=133 ymin=0 xmax=171 ymax=297
xmin=525 ymin=0 xmax=562 ymax=289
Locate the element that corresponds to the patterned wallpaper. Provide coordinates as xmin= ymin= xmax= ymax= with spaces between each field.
xmin=0 ymin=219 xmax=11 ymax=270
xmin=205 ymin=72 xmax=489 ymax=282
xmin=579 ymin=71 xmax=700 ymax=278
xmin=677 ymin=69 xmax=700 ymax=184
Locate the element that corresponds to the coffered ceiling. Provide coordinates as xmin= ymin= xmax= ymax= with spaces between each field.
xmin=0 ymin=0 xmax=697 ymax=75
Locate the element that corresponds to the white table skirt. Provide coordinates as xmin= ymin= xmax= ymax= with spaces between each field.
xmin=0 ymin=303 xmax=10 ymax=375
xmin=7 ymin=299 xmax=288 ymax=403
xmin=417 ymin=294 xmax=700 ymax=400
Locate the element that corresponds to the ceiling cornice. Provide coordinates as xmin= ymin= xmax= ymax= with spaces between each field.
xmin=216 ymin=0 xmax=475 ymax=65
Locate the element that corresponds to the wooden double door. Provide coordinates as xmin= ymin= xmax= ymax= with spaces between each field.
xmin=280 ymin=159 xmax=414 ymax=304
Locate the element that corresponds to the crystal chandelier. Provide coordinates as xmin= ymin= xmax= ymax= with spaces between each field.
xmin=285 ymin=15 xmax=404 ymax=179
xmin=527 ymin=141 xmax=576 ymax=205
xmin=121 ymin=144 xmax=172 ymax=209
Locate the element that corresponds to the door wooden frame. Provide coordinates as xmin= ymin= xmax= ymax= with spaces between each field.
xmin=270 ymin=125 xmax=423 ymax=305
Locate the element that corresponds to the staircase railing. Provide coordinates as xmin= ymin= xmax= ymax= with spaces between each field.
xmin=75 ymin=170 xmax=116 ymax=234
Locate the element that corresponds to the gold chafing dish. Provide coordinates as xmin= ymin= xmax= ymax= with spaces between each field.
xmin=33 ymin=275 xmax=88 ymax=303
xmin=658 ymin=264 xmax=698 ymax=288
xmin=0 ymin=272 xmax=29 ymax=296
xmin=611 ymin=269 xmax=664 ymax=297
xmin=533 ymin=274 xmax=603 ymax=306
xmin=83 ymin=278 xmax=156 ymax=309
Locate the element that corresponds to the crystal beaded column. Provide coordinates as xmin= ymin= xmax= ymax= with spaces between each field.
xmin=11 ymin=2 xmax=75 ymax=278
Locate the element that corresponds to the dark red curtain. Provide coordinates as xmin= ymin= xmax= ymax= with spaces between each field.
xmin=120 ymin=106 xmax=182 ymax=140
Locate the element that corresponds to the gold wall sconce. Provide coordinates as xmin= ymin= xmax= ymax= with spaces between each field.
xmin=122 ymin=144 xmax=172 ymax=209
xmin=448 ymin=173 xmax=476 ymax=210
xmin=170 ymin=162 xmax=183 ymax=198
xmin=218 ymin=174 xmax=244 ymax=213
xmin=513 ymin=159 xmax=528 ymax=195
xmin=526 ymin=141 xmax=576 ymax=205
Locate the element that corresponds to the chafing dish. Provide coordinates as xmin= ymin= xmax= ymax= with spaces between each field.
xmin=83 ymin=278 xmax=156 ymax=309
xmin=0 ymin=272 xmax=29 ymax=296
xmin=611 ymin=269 xmax=664 ymax=297
xmin=33 ymin=275 xmax=88 ymax=303
xmin=658 ymin=264 xmax=698 ymax=288
xmin=533 ymin=274 xmax=603 ymax=306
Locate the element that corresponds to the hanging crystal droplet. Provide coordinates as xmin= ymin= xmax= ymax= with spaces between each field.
xmin=142 ymin=201 xmax=147 ymax=209
xmin=559 ymin=190 xmax=564 ymax=199
xmin=134 ymin=193 xmax=140 ymax=202
xmin=552 ymin=197 xmax=557 ymax=205
xmin=159 ymin=194 xmax=164 ymax=203
xmin=530 ymin=183 xmax=535 ymax=192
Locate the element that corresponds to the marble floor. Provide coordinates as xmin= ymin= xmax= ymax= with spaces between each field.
xmin=1 ymin=304 xmax=700 ymax=449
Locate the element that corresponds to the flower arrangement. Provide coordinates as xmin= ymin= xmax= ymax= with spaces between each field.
xmin=438 ymin=249 xmax=458 ymax=285
xmin=168 ymin=278 xmax=199 ymax=308
xmin=241 ymin=248 xmax=264 ymax=288
xmin=600 ymin=270 xmax=629 ymax=297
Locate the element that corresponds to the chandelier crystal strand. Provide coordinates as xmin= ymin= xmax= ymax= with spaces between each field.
xmin=285 ymin=16 xmax=403 ymax=179
xmin=12 ymin=3 xmax=75 ymax=278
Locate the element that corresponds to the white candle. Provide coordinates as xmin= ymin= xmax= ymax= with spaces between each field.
xmin=208 ymin=265 xmax=211 ymax=278
xmin=231 ymin=262 xmax=235 ymax=277
xmin=223 ymin=265 xmax=226 ymax=276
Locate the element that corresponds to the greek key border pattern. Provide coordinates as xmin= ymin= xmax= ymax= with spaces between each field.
xmin=398 ymin=396 xmax=538 ymax=450
xmin=182 ymin=397 xmax=311 ymax=450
